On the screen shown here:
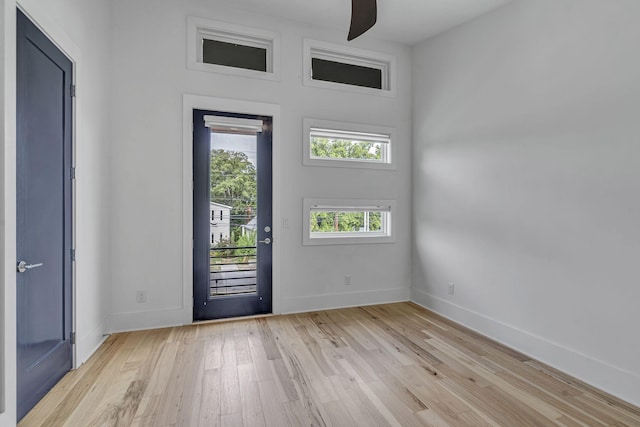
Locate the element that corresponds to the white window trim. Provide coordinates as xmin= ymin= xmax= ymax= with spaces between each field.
xmin=303 ymin=118 xmax=396 ymax=170
xmin=303 ymin=39 xmax=396 ymax=97
xmin=187 ymin=16 xmax=280 ymax=81
xmin=303 ymin=198 xmax=396 ymax=246
xmin=183 ymin=94 xmax=282 ymax=318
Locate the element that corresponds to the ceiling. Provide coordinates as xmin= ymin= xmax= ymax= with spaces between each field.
xmin=213 ymin=0 xmax=512 ymax=45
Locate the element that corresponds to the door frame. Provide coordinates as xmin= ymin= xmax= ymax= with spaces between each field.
xmin=16 ymin=5 xmax=77 ymax=369
xmin=182 ymin=94 xmax=282 ymax=322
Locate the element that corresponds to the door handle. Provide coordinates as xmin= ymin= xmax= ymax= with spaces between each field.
xmin=17 ymin=261 xmax=44 ymax=273
xmin=259 ymin=238 xmax=271 ymax=245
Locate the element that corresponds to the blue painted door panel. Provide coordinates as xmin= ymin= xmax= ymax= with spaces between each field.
xmin=16 ymin=10 xmax=73 ymax=421
xmin=193 ymin=110 xmax=273 ymax=320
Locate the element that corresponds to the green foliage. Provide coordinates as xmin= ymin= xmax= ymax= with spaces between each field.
xmin=235 ymin=230 xmax=257 ymax=256
xmin=210 ymin=149 xmax=257 ymax=228
xmin=311 ymin=211 xmax=382 ymax=233
xmin=209 ymin=149 xmax=258 ymax=267
xmin=210 ymin=230 xmax=257 ymax=265
xmin=311 ymin=137 xmax=381 ymax=161
xmin=211 ymin=237 xmax=235 ymax=258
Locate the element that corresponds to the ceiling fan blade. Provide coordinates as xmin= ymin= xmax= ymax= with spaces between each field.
xmin=348 ymin=0 xmax=377 ymax=41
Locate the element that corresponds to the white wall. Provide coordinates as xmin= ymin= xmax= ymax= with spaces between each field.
xmin=108 ymin=0 xmax=412 ymax=330
xmin=412 ymin=0 xmax=640 ymax=406
xmin=2 ymin=0 xmax=111 ymax=424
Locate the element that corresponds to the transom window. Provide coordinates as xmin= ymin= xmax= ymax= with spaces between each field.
xmin=311 ymin=57 xmax=382 ymax=90
xmin=202 ymin=38 xmax=268 ymax=72
xmin=303 ymin=39 xmax=396 ymax=96
xmin=188 ymin=17 xmax=279 ymax=80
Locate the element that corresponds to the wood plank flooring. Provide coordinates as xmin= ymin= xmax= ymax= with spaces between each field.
xmin=19 ymin=303 xmax=640 ymax=426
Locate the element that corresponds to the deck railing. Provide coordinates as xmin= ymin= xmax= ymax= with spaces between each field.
xmin=209 ymin=245 xmax=257 ymax=296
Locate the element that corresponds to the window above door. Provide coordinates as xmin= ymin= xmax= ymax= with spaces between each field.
xmin=303 ymin=39 xmax=396 ymax=97
xmin=188 ymin=17 xmax=280 ymax=81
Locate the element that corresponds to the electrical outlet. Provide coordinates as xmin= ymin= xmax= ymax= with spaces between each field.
xmin=345 ymin=275 xmax=352 ymax=286
xmin=136 ymin=290 xmax=147 ymax=303
xmin=448 ymin=283 xmax=455 ymax=295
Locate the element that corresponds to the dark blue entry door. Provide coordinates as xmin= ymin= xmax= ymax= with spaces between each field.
xmin=16 ymin=10 xmax=73 ymax=421
xmin=193 ymin=110 xmax=272 ymax=320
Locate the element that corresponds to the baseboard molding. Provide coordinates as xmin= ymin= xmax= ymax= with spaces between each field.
xmin=281 ymin=287 xmax=410 ymax=315
xmin=411 ymin=287 xmax=640 ymax=407
xmin=109 ymin=307 xmax=189 ymax=333
xmin=76 ymin=320 xmax=108 ymax=367
xmin=108 ymin=288 xmax=410 ymax=333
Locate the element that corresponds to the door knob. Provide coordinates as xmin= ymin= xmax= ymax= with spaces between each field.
xmin=259 ymin=238 xmax=271 ymax=245
xmin=17 ymin=261 xmax=44 ymax=273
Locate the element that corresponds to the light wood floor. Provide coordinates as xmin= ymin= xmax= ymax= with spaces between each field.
xmin=20 ymin=302 xmax=640 ymax=426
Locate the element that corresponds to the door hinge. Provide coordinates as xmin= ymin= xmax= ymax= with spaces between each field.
xmin=71 ymin=167 xmax=76 ymax=180
xmin=71 ymin=248 xmax=76 ymax=262
xmin=70 ymin=332 xmax=76 ymax=345
xmin=70 ymin=84 xmax=76 ymax=98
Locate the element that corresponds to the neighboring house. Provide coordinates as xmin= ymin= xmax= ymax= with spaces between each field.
xmin=210 ymin=202 xmax=232 ymax=245
xmin=240 ymin=216 xmax=257 ymax=236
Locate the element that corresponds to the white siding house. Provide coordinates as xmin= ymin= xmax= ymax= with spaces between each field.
xmin=210 ymin=202 xmax=232 ymax=245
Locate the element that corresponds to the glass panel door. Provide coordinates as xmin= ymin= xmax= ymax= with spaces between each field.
xmin=209 ymin=132 xmax=258 ymax=297
xmin=193 ymin=110 xmax=272 ymax=320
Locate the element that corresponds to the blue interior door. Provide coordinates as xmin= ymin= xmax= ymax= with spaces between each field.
xmin=193 ymin=110 xmax=272 ymax=320
xmin=16 ymin=10 xmax=73 ymax=421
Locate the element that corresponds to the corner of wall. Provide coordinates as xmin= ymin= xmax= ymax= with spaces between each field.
xmin=109 ymin=307 xmax=189 ymax=333
xmin=410 ymin=288 xmax=640 ymax=407
xmin=77 ymin=320 xmax=109 ymax=366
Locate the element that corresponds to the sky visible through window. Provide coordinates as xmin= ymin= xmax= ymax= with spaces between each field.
xmin=210 ymin=133 xmax=257 ymax=166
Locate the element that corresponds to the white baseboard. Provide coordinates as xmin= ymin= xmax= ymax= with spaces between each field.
xmin=76 ymin=320 xmax=108 ymax=367
xmin=108 ymin=288 xmax=410 ymax=333
xmin=411 ymin=287 xmax=640 ymax=408
xmin=109 ymin=307 xmax=189 ymax=333
xmin=281 ymin=287 xmax=410 ymax=314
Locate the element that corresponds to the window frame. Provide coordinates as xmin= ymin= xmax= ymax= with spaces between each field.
xmin=303 ymin=118 xmax=396 ymax=170
xmin=188 ymin=16 xmax=280 ymax=81
xmin=303 ymin=198 xmax=396 ymax=246
xmin=303 ymin=39 xmax=396 ymax=97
